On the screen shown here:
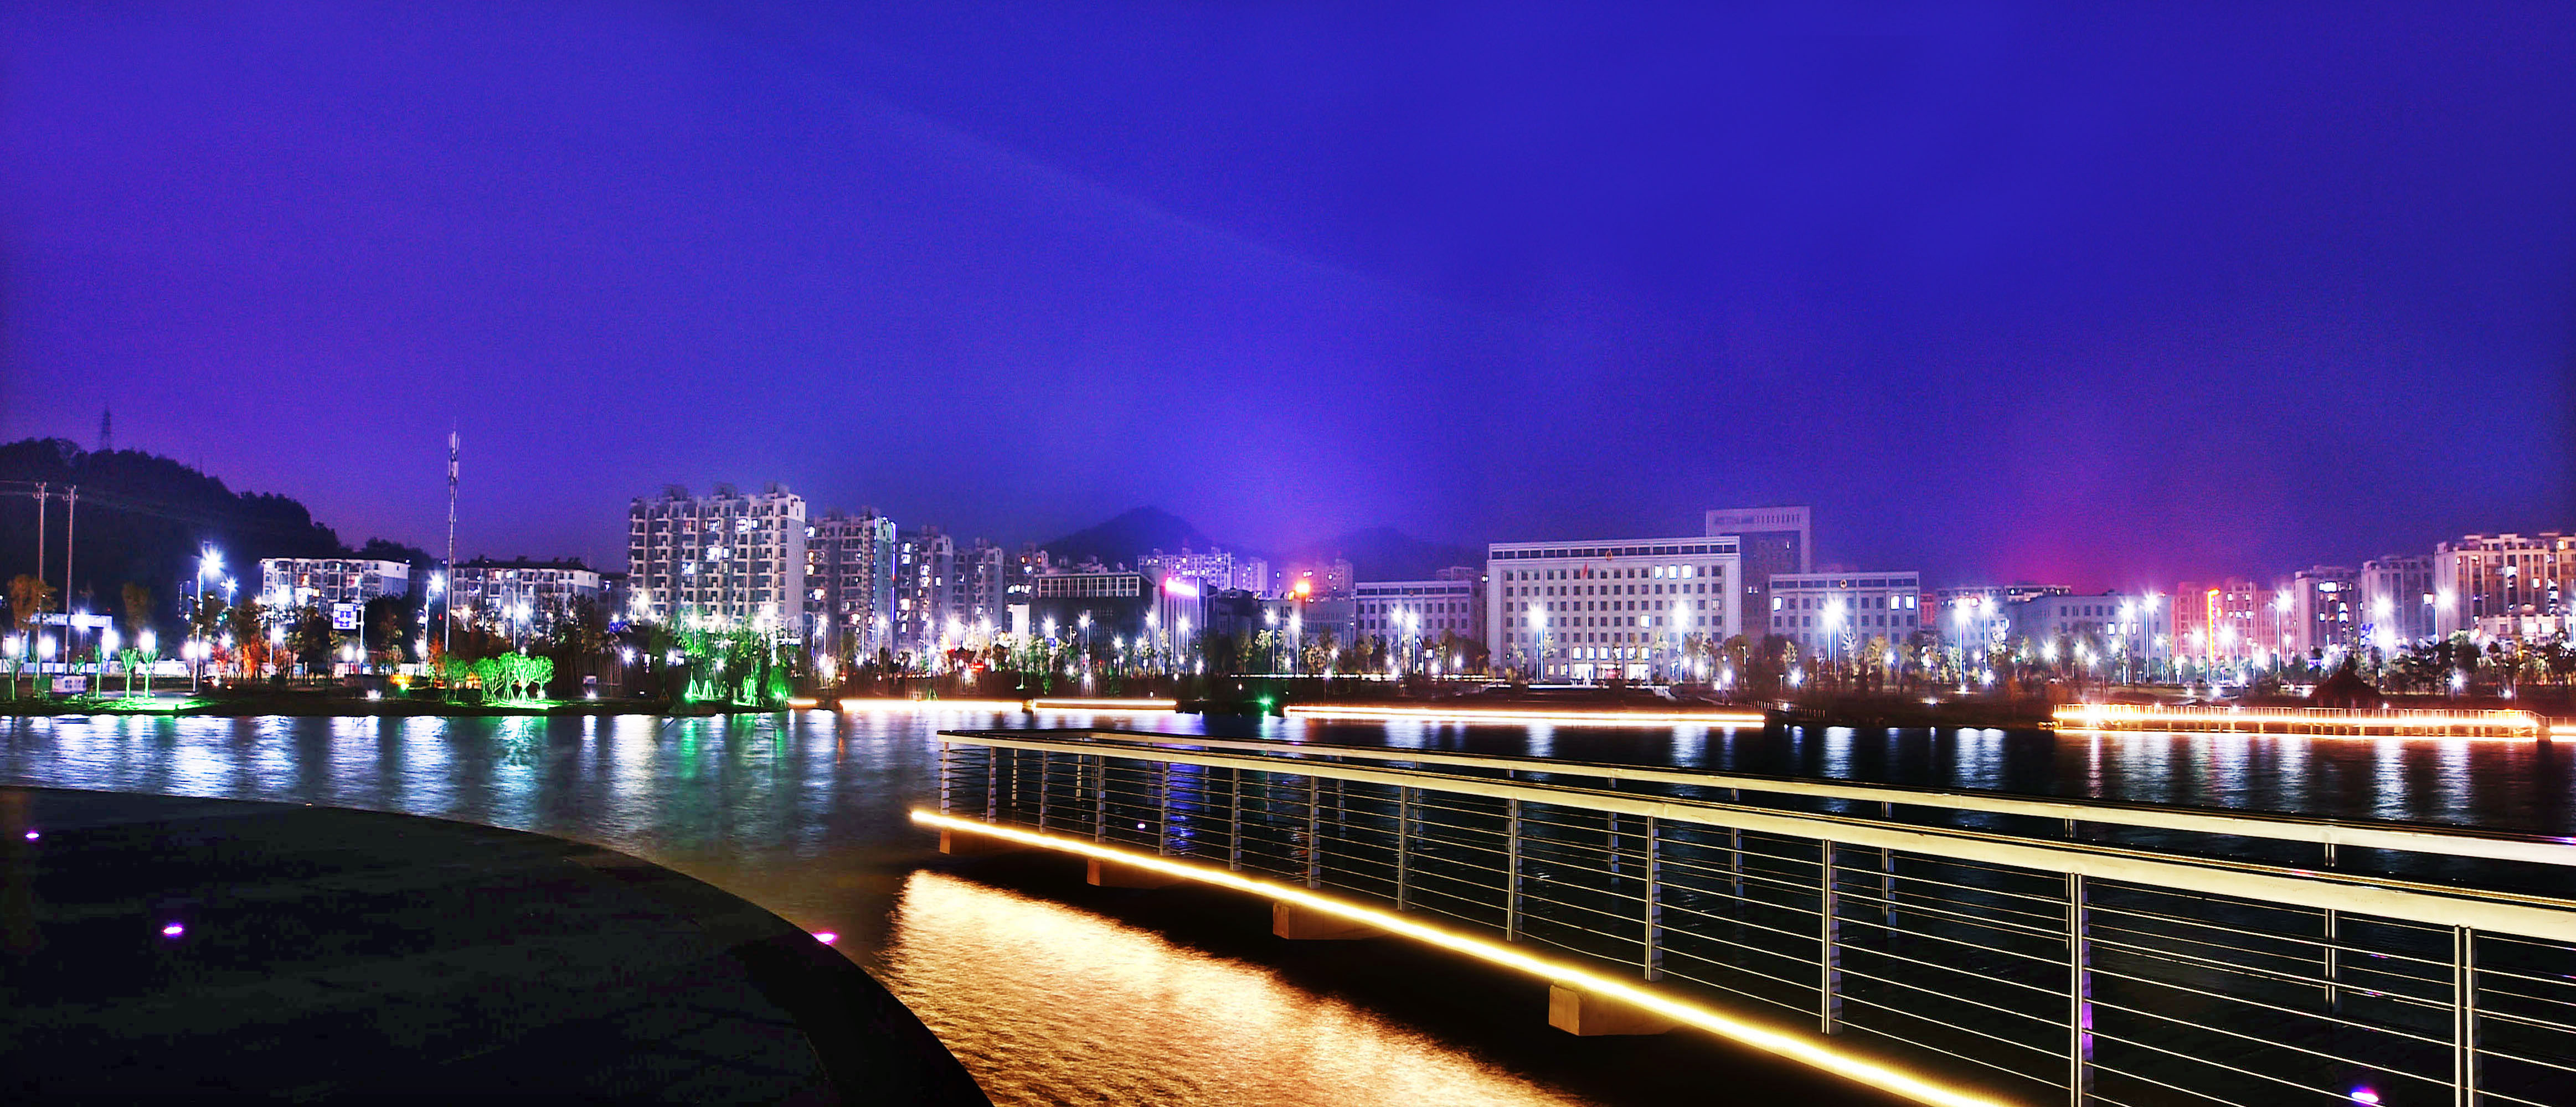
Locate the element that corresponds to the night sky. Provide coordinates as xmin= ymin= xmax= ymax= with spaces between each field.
xmin=6 ymin=3 xmax=2573 ymax=588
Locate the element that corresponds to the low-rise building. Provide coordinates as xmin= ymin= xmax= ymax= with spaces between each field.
xmin=1487 ymin=536 xmax=1743 ymax=682
xmin=1353 ymin=578 xmax=1481 ymax=652
xmin=1138 ymin=546 xmax=1271 ymax=597
xmin=258 ymin=558 xmax=412 ymax=612
xmin=451 ymin=558 xmax=605 ymax=626
xmin=1766 ymin=571 xmax=1924 ymax=666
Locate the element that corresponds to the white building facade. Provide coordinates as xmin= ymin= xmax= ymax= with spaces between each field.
xmin=1138 ymin=547 xmax=1271 ymax=597
xmin=451 ymin=559 xmax=605 ymax=627
xmin=1487 ymin=536 xmax=1742 ymax=682
xmin=1354 ymin=579 xmax=1480 ymax=652
xmin=1768 ymin=572 xmax=1923 ymax=666
xmin=2433 ymin=532 xmax=2573 ymax=641
xmin=2359 ymin=554 xmax=2437 ymax=650
xmin=259 ymin=558 xmax=411 ymax=611
xmin=806 ymin=509 xmax=897 ymax=657
xmin=626 ymin=483 xmax=808 ymax=634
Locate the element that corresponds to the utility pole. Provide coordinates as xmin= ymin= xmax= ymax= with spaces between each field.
xmin=63 ymin=487 xmax=77 ymax=665
xmin=444 ymin=429 xmax=458 ymax=663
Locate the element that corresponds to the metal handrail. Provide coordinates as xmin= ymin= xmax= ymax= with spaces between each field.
xmin=933 ymin=729 xmax=2576 ymax=1107
xmin=944 ymin=730 xmax=2576 ymax=940
xmin=946 ymin=728 xmax=2576 ymax=871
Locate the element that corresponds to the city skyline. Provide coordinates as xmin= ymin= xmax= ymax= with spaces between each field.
xmin=8 ymin=4 xmax=2575 ymax=588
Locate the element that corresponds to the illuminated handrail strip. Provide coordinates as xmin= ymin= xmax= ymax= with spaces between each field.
xmin=1286 ymin=703 xmax=1769 ymax=727
xmin=2052 ymin=703 xmax=2544 ymax=735
xmin=941 ymin=732 xmax=2576 ymax=941
xmin=1025 ymin=697 xmax=1179 ymax=712
xmin=914 ymin=810 xmax=2002 ymax=1107
xmin=944 ymin=728 xmax=2576 ymax=871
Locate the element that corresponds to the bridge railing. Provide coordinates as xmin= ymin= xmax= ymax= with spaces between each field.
xmin=933 ymin=729 xmax=2576 ymax=1107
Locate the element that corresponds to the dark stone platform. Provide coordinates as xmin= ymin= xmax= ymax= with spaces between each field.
xmin=0 ymin=787 xmax=986 ymax=1104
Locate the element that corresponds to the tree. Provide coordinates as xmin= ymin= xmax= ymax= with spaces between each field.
xmin=122 ymin=582 xmax=154 ymax=636
xmin=7 ymin=575 xmax=56 ymax=634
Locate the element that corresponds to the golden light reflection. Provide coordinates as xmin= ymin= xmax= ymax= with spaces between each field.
xmin=912 ymin=811 xmax=1998 ymax=1107
xmin=2053 ymin=704 xmax=2542 ymax=740
xmin=875 ymin=867 xmax=1579 ymax=1107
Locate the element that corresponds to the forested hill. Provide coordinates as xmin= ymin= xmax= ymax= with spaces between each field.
xmin=0 ymin=437 xmax=360 ymax=631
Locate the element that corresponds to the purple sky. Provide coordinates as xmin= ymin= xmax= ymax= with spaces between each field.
xmin=6 ymin=2 xmax=2573 ymax=589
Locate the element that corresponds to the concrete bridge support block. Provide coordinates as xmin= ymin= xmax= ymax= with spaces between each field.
xmin=1548 ymin=984 xmax=1677 ymax=1036
xmin=1086 ymin=857 xmax=1183 ymax=888
xmin=939 ymin=829 xmax=1023 ymax=857
xmin=1271 ymin=901 xmax=1383 ymax=940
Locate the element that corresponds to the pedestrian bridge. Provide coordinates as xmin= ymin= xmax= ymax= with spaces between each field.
xmin=918 ymin=729 xmax=2576 ymax=1106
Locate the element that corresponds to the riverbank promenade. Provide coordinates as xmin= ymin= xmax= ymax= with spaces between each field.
xmin=0 ymin=787 xmax=985 ymax=1104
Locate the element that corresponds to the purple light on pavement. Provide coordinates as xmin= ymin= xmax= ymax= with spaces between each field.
xmin=2350 ymin=1089 xmax=2380 ymax=1105
xmin=811 ymin=931 xmax=839 ymax=945
xmin=161 ymin=922 xmax=186 ymax=939
xmin=22 ymin=830 xmax=35 ymax=840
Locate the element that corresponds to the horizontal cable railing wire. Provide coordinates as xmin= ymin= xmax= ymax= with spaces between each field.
xmin=937 ymin=732 xmax=2576 ymax=1106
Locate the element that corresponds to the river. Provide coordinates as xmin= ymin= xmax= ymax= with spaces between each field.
xmin=6 ymin=709 xmax=2569 ymax=1105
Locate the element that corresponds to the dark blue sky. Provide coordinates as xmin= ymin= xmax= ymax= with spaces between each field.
xmin=6 ymin=2 xmax=2572 ymax=588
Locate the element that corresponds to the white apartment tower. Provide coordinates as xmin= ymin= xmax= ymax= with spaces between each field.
xmin=806 ymin=509 xmax=898 ymax=657
xmin=627 ymin=483 xmax=808 ymax=634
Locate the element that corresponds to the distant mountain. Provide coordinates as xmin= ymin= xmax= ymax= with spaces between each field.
xmin=1040 ymin=507 xmax=1224 ymax=568
xmin=1284 ymin=527 xmax=1482 ymax=582
xmin=0 ymin=437 xmax=408 ymax=633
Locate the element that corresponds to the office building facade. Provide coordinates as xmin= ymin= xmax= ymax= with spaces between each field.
xmin=1487 ymin=536 xmax=1742 ymax=682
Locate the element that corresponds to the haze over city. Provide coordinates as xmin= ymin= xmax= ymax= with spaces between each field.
xmin=7 ymin=3 xmax=2572 ymax=589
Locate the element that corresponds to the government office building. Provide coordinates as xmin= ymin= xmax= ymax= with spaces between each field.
xmin=1486 ymin=536 xmax=1742 ymax=682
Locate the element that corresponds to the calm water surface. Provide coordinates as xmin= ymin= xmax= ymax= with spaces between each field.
xmin=6 ymin=709 xmax=2570 ymax=1105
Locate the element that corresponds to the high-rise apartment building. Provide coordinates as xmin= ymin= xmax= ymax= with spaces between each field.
xmin=894 ymin=527 xmax=956 ymax=658
xmin=805 ymin=509 xmax=897 ymax=657
xmin=626 ymin=483 xmax=807 ymax=634
xmin=2285 ymin=566 xmax=2359 ymax=658
xmin=2433 ymin=532 xmax=2573 ymax=640
xmin=2359 ymin=554 xmax=2437 ymax=648
xmin=952 ymin=539 xmax=1009 ymax=645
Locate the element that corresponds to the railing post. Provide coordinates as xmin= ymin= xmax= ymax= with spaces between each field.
xmin=2455 ymin=926 xmax=2480 ymax=1107
xmin=1157 ymin=760 xmax=1173 ymax=856
xmin=1820 ymin=840 xmax=1842 ymax=1034
xmin=1879 ymin=800 xmax=1895 ymax=925
xmin=2321 ymin=838 xmax=2342 ymax=1012
xmin=985 ymin=745 xmax=1001 ymax=823
xmin=1228 ymin=766 xmax=1244 ymax=872
xmin=1092 ymin=754 xmax=1107 ymax=843
xmin=1644 ymin=816 xmax=1663 ymax=981
xmin=1037 ymin=749 xmax=1052 ymax=832
xmin=1396 ymin=785 xmax=1413 ymax=912
xmin=938 ymin=742 xmax=952 ymax=816
xmin=2068 ymin=873 xmax=2094 ymax=1105
xmin=1506 ymin=798 xmax=1524 ymax=943
xmin=1725 ymin=787 xmax=1745 ymax=902
xmin=1306 ymin=774 xmax=1323 ymax=889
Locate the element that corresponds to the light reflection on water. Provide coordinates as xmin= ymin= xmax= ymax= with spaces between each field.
xmin=879 ymin=871 xmax=1574 ymax=1107
xmin=6 ymin=709 xmax=2573 ymax=1105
